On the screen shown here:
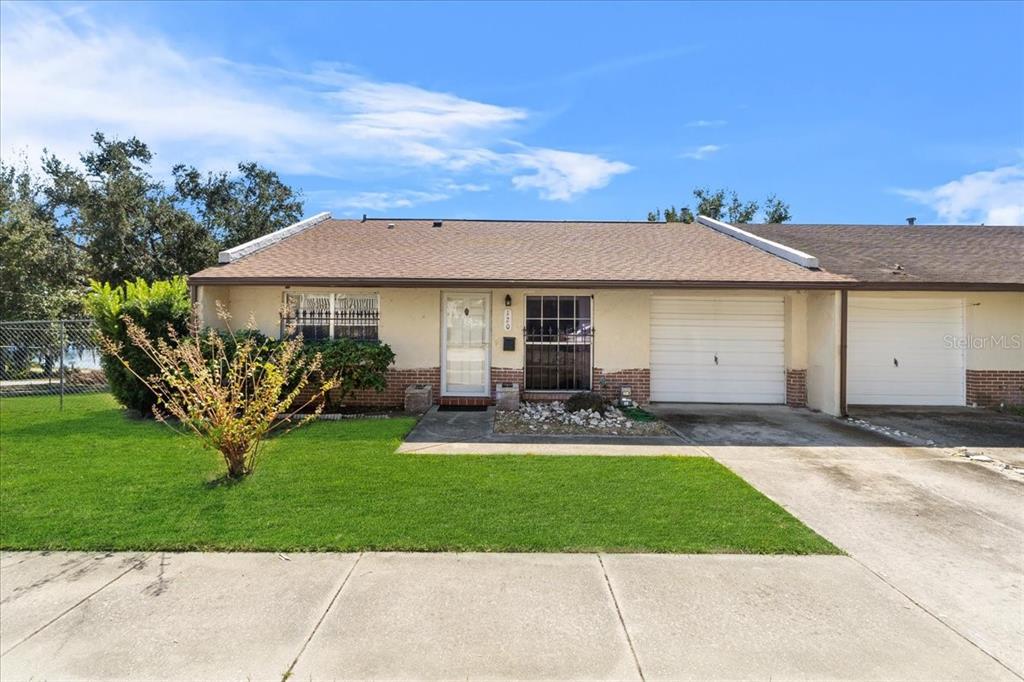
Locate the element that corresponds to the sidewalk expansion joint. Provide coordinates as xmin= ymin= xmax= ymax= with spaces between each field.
xmin=282 ymin=552 xmax=364 ymax=682
xmin=0 ymin=553 xmax=150 ymax=657
xmin=597 ymin=554 xmax=646 ymax=681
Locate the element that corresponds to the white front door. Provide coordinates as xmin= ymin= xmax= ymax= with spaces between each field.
xmin=650 ymin=295 xmax=786 ymax=403
xmin=442 ymin=292 xmax=490 ymax=396
xmin=848 ymin=297 xmax=965 ymax=406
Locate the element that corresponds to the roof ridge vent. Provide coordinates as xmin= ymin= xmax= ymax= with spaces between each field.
xmin=218 ymin=212 xmax=331 ymax=264
xmin=696 ymin=215 xmax=820 ymax=269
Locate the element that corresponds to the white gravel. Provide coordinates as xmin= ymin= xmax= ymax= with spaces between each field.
xmin=494 ymin=401 xmax=670 ymax=436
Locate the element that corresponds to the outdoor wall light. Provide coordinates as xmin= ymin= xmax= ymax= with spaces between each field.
xmin=504 ymin=294 xmax=512 ymax=307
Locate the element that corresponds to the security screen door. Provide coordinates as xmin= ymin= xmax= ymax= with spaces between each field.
xmin=442 ymin=293 xmax=490 ymax=396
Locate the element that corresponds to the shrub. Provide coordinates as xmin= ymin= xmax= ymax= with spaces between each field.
xmin=304 ymin=338 xmax=396 ymax=409
xmin=84 ymin=277 xmax=191 ymax=414
xmin=99 ymin=311 xmax=335 ymax=479
xmin=565 ymin=391 xmax=608 ymax=415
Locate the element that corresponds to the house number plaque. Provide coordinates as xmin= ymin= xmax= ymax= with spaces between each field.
xmin=503 ymin=308 xmax=513 ymax=331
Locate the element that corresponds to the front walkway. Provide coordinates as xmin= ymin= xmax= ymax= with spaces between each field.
xmin=397 ymin=406 xmax=692 ymax=455
xmin=1 ymin=551 xmax=1013 ymax=681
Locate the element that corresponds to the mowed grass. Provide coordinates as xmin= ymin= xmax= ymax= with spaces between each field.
xmin=0 ymin=394 xmax=838 ymax=554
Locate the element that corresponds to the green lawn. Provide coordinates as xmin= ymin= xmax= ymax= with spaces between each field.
xmin=0 ymin=393 xmax=837 ymax=554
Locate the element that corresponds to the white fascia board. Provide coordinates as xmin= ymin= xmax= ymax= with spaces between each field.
xmin=696 ymin=215 xmax=820 ymax=269
xmin=218 ymin=212 xmax=332 ymax=264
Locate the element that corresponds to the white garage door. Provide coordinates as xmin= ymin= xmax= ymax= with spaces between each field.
xmin=651 ymin=295 xmax=785 ymax=403
xmin=848 ymin=297 xmax=965 ymax=406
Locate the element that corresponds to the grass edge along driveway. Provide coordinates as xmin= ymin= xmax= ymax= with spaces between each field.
xmin=1 ymin=394 xmax=838 ymax=555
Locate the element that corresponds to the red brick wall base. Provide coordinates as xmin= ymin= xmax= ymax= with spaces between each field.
xmin=966 ymin=370 xmax=1024 ymax=407
xmin=594 ymin=368 xmax=651 ymax=405
xmin=786 ymin=369 xmax=807 ymax=408
xmin=303 ymin=367 xmax=440 ymax=409
xmin=501 ymin=368 xmax=652 ymax=405
xmin=306 ymin=365 xmax=658 ymax=408
xmin=490 ymin=368 xmax=525 ymax=400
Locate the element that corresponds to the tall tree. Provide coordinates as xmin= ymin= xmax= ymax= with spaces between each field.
xmin=762 ymin=194 xmax=792 ymax=223
xmin=173 ymin=162 xmax=303 ymax=248
xmin=41 ymin=133 xmax=214 ymax=284
xmin=0 ymin=161 xmax=84 ymax=319
xmin=649 ymin=187 xmax=791 ymax=224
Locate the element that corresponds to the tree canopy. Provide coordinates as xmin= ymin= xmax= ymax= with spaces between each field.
xmin=0 ymin=133 xmax=303 ymax=319
xmin=648 ymin=188 xmax=792 ymax=224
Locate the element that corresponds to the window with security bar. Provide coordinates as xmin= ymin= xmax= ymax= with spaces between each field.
xmin=524 ymin=295 xmax=593 ymax=391
xmin=281 ymin=293 xmax=379 ymax=341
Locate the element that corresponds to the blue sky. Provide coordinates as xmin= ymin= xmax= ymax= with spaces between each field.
xmin=2 ymin=1 xmax=1022 ymax=223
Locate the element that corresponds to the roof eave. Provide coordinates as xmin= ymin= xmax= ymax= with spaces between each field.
xmin=188 ymin=275 xmax=1023 ymax=291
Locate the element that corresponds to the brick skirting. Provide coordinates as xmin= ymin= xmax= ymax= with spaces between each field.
xmin=302 ymin=365 xmax=657 ymax=408
xmin=786 ymin=369 xmax=807 ymax=408
xmin=490 ymin=368 xmax=525 ymax=400
xmin=966 ymin=370 xmax=1024 ymax=407
xmin=295 ymin=367 xmax=441 ymax=409
xmin=510 ymin=368 xmax=652 ymax=405
xmin=594 ymin=368 xmax=651 ymax=405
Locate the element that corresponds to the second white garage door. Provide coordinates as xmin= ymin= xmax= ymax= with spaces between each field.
xmin=848 ymin=297 xmax=965 ymax=406
xmin=650 ymin=295 xmax=785 ymax=403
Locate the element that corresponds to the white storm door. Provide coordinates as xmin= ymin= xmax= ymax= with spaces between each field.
xmin=442 ymin=293 xmax=490 ymax=396
xmin=848 ymin=297 xmax=965 ymax=406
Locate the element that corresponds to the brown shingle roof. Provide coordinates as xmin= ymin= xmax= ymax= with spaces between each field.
xmin=744 ymin=224 xmax=1024 ymax=286
xmin=190 ymin=218 xmax=850 ymax=286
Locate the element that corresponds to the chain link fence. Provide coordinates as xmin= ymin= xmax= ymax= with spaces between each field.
xmin=0 ymin=319 xmax=107 ymax=406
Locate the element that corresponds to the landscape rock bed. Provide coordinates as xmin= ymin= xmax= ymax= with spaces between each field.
xmin=494 ymin=401 xmax=671 ymax=436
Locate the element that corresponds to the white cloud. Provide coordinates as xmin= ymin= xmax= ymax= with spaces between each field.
xmin=681 ymin=144 xmax=722 ymax=160
xmin=320 ymin=190 xmax=451 ymax=212
xmin=0 ymin=4 xmax=630 ymax=201
xmin=509 ymin=148 xmax=632 ymax=201
xmin=896 ymin=165 xmax=1024 ymax=225
xmin=686 ymin=119 xmax=726 ymax=128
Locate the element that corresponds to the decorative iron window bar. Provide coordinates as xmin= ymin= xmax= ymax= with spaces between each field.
xmin=524 ymin=295 xmax=594 ymax=391
xmin=280 ymin=309 xmax=380 ymax=342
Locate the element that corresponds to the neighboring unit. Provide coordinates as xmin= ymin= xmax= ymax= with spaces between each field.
xmin=190 ymin=216 xmax=1024 ymax=414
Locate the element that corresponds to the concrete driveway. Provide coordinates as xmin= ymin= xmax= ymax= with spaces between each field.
xmin=0 ymin=551 xmax=1015 ymax=681
xmin=652 ymin=403 xmax=1024 ymax=678
xmin=849 ymin=406 xmax=1024 ymax=465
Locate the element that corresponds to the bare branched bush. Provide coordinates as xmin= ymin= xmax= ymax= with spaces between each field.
xmin=99 ymin=307 xmax=336 ymax=479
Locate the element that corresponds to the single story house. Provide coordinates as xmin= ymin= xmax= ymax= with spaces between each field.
xmin=189 ymin=214 xmax=1024 ymax=415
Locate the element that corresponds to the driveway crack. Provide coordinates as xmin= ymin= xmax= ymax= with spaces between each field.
xmin=598 ymin=554 xmax=646 ymax=681
xmin=282 ymin=552 xmax=363 ymax=681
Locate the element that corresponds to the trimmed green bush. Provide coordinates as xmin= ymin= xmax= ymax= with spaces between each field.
xmin=303 ymin=338 xmax=396 ymax=409
xmin=84 ymin=277 xmax=191 ymax=414
xmin=565 ymin=391 xmax=608 ymax=415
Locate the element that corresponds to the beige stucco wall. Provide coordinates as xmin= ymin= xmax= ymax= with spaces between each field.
xmin=785 ymin=291 xmax=808 ymax=371
xmin=197 ymin=284 xmax=814 ymax=377
xmin=485 ymin=289 xmax=650 ymax=372
xmin=806 ymin=290 xmax=841 ymax=415
xmin=195 ymin=285 xmax=231 ymax=329
xmin=196 ymin=285 xmax=440 ymax=369
xmin=849 ymin=291 xmax=1024 ymax=371
xmin=194 ymin=284 xmax=1018 ymax=411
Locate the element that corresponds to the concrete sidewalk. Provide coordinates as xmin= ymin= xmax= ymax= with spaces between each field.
xmin=0 ymin=551 xmax=1015 ymax=681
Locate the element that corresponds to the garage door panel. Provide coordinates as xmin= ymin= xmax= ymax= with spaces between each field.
xmin=650 ymin=295 xmax=785 ymax=403
xmin=848 ymin=298 xmax=964 ymax=406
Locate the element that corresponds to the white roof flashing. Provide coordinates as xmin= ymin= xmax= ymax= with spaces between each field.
xmin=218 ymin=212 xmax=332 ymax=264
xmin=696 ymin=215 xmax=820 ymax=269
